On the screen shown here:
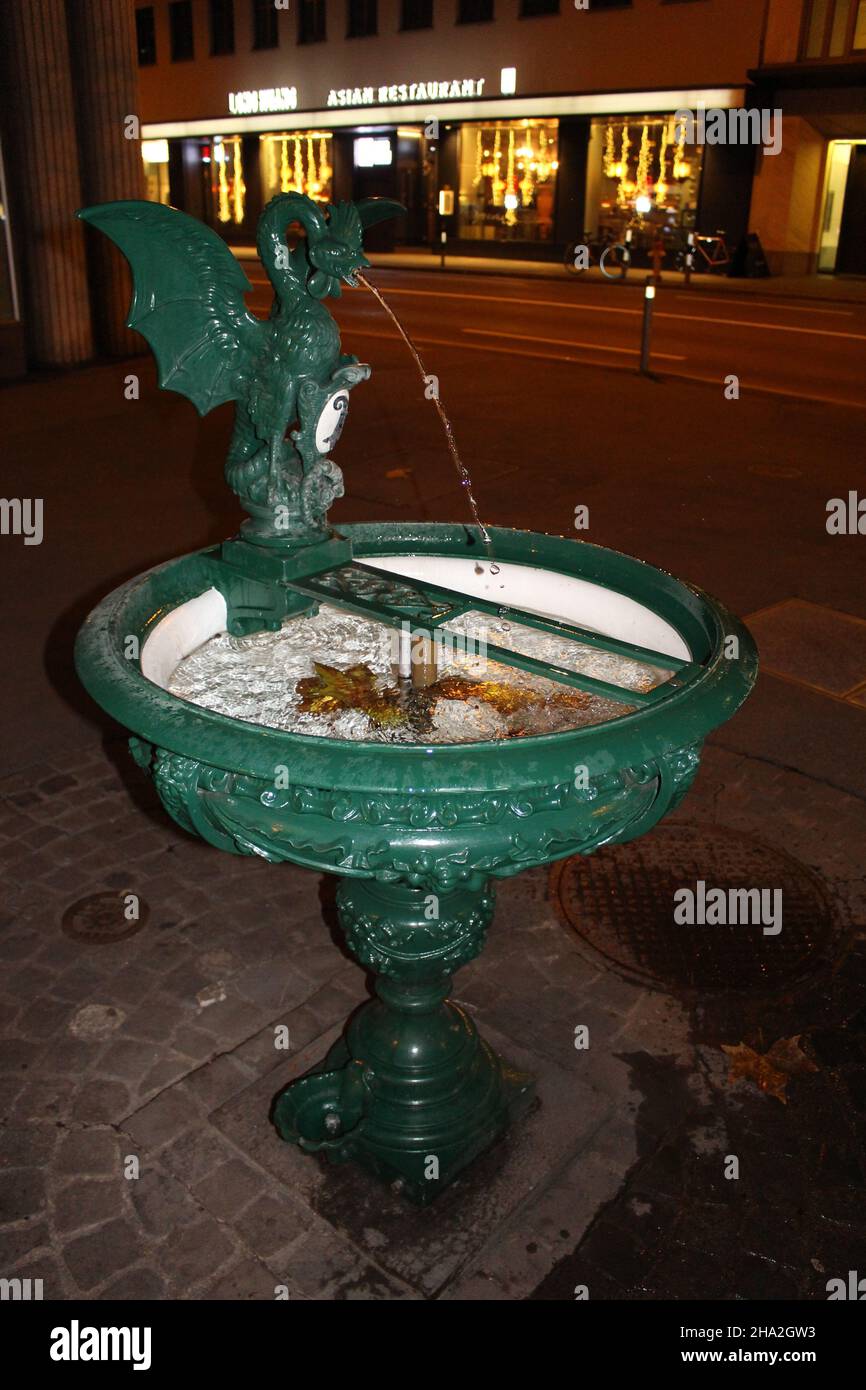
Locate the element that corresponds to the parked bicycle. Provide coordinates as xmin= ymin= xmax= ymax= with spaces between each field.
xmin=564 ymin=229 xmax=631 ymax=281
xmin=674 ymin=229 xmax=731 ymax=274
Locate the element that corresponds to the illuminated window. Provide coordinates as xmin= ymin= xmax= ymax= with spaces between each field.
xmin=458 ymin=119 xmax=559 ymax=243
xmin=260 ymin=132 xmax=334 ymax=204
xmin=141 ymin=139 xmax=171 ymax=205
xmin=584 ymin=115 xmax=703 ymax=244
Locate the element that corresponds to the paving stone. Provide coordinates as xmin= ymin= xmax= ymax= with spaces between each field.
xmin=158 ymin=1216 xmax=236 ymax=1289
xmin=128 ymin=1165 xmax=199 ymax=1238
xmin=63 ymin=1218 xmax=148 ymax=1292
xmin=235 ymin=1192 xmax=308 ymax=1259
xmin=56 ymin=1128 xmax=120 ymax=1178
xmin=101 ymin=1266 xmax=167 ymax=1299
xmin=192 ymin=1157 xmax=269 ymax=1220
xmin=53 ymin=1180 xmax=126 ymax=1235
xmin=175 ymin=1054 xmax=252 ymax=1110
xmin=123 ymin=1089 xmax=194 ymax=1152
xmin=10 ymin=1253 xmax=70 ymax=1299
xmin=0 ymin=1125 xmax=57 ymax=1169
xmin=0 ymin=1168 xmax=46 ymax=1222
xmin=200 ymin=1256 xmax=285 ymax=1301
xmin=0 ymin=1222 xmax=50 ymax=1267
xmin=157 ymin=1127 xmax=237 ymax=1188
xmin=70 ymin=1079 xmax=132 ymax=1124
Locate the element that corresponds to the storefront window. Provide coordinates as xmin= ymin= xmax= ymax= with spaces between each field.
xmin=458 ymin=119 xmax=559 ymax=243
xmin=260 ymin=132 xmax=334 ymax=203
xmin=141 ymin=138 xmax=171 ymax=206
xmin=584 ymin=116 xmax=703 ymax=242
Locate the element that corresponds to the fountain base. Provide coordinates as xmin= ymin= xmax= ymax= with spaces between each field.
xmin=272 ymin=879 xmax=535 ymax=1204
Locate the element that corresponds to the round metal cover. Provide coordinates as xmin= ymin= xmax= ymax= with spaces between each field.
xmin=61 ymin=891 xmax=148 ymax=945
xmin=549 ymin=823 xmax=840 ymax=994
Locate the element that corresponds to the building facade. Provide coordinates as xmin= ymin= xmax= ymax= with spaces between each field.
xmin=133 ymin=0 xmax=767 ymax=263
xmin=751 ymin=0 xmax=866 ymax=274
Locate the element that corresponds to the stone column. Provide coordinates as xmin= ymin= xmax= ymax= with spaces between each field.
xmin=70 ymin=0 xmax=146 ymax=356
xmin=0 ymin=0 xmax=94 ymax=366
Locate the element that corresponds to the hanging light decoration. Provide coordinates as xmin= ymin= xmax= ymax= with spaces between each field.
xmin=673 ymin=122 xmax=691 ymax=180
xmin=603 ymin=122 xmax=617 ymax=178
xmin=536 ymin=126 xmax=552 ymax=182
xmin=319 ymin=135 xmax=332 ymax=190
xmin=504 ymin=128 xmax=518 ymax=223
xmin=265 ymin=136 xmax=278 ymax=197
xmin=216 ymin=141 xmax=231 ymax=223
xmin=279 ymin=137 xmax=291 ymax=192
xmin=293 ymin=134 xmax=303 ymax=193
xmin=518 ymin=126 xmax=535 ymax=205
xmin=474 ymin=128 xmax=483 ymax=187
xmin=656 ymin=120 xmax=670 ymax=203
xmin=616 ymin=124 xmax=632 ymax=208
xmin=491 ymin=127 xmax=505 ymax=206
xmin=306 ymin=134 xmax=320 ymax=197
xmin=636 ymin=123 xmax=651 ymax=199
xmin=231 ymin=138 xmax=245 ymax=224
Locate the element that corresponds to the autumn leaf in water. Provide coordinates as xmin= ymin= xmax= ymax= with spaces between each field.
xmin=721 ymin=1035 xmax=818 ymax=1104
xmin=429 ymin=675 xmax=592 ymax=718
xmin=295 ymin=662 xmax=405 ymax=728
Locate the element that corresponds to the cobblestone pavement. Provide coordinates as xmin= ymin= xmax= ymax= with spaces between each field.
xmin=1 ymin=733 xmax=864 ymax=1300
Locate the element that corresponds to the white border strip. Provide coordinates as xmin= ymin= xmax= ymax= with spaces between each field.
xmin=142 ymin=88 xmax=745 ymax=139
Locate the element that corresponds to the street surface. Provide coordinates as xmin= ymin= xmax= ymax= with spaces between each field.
xmin=244 ymin=264 xmax=866 ymax=410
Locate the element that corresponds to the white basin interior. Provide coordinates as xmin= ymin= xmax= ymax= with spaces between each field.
xmin=368 ymin=556 xmax=692 ymax=662
xmin=140 ymin=553 xmax=691 ymax=692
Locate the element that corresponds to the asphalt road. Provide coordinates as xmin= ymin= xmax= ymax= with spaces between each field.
xmin=244 ymin=265 xmax=866 ymax=410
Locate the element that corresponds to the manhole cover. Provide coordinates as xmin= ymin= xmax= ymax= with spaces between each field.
xmin=549 ymin=823 xmax=841 ymax=994
xmin=61 ymin=891 xmax=148 ymax=944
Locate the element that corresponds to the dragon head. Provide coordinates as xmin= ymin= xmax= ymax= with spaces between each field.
xmin=307 ymin=198 xmax=406 ymax=300
xmin=307 ymin=202 xmax=368 ymax=299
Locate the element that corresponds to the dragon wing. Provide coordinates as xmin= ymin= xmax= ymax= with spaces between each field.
xmin=77 ymin=200 xmax=263 ymax=415
xmin=356 ymin=199 xmax=406 ymax=230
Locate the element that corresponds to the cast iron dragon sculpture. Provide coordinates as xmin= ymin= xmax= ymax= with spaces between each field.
xmin=78 ymin=192 xmax=403 ymax=541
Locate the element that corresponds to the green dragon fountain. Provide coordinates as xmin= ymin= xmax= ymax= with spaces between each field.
xmin=75 ymin=192 xmax=757 ymax=1205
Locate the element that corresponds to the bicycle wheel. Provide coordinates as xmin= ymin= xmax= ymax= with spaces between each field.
xmin=564 ymin=242 xmax=589 ymax=275
xmin=599 ymin=243 xmax=629 ymax=281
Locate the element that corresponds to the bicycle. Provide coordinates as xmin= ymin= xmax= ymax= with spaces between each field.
xmin=674 ymin=229 xmax=730 ymax=274
xmin=564 ymin=229 xmax=631 ymax=281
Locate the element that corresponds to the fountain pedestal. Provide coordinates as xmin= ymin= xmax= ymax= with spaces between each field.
xmin=274 ymin=879 xmax=532 ymax=1204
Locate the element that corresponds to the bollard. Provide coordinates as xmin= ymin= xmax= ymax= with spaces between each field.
xmin=440 ymin=227 xmax=446 ymax=270
xmin=684 ymin=230 xmax=695 ymax=287
xmin=639 ymin=278 xmax=656 ymax=375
